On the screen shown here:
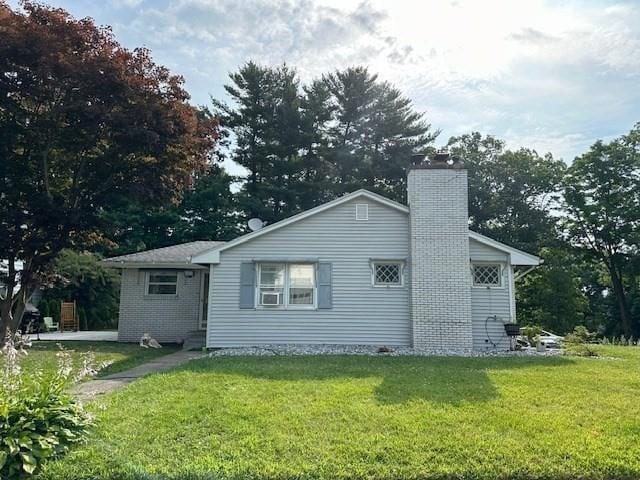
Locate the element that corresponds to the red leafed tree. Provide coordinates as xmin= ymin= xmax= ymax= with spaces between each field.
xmin=0 ymin=1 xmax=218 ymax=338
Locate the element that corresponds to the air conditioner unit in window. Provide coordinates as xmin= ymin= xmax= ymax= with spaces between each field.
xmin=261 ymin=291 xmax=281 ymax=306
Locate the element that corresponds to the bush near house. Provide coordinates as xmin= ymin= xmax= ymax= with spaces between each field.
xmin=0 ymin=334 xmax=96 ymax=478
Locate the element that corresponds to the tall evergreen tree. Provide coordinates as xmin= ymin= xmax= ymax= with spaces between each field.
xmin=295 ymin=80 xmax=335 ymax=211
xmin=173 ymin=164 xmax=240 ymax=243
xmin=214 ymin=64 xmax=436 ymax=224
xmin=321 ymin=67 xmax=436 ymax=202
xmin=214 ymin=62 xmax=303 ymax=225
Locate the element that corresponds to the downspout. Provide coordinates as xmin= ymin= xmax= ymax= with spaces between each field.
xmin=507 ymin=264 xmax=516 ymax=323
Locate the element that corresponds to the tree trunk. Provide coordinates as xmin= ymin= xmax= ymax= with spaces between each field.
xmin=0 ymin=297 xmax=13 ymax=343
xmin=0 ymin=257 xmax=17 ymax=345
xmin=0 ymin=298 xmax=22 ymax=346
xmin=607 ymin=259 xmax=633 ymax=337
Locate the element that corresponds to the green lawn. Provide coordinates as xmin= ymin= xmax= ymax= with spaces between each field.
xmin=39 ymin=346 xmax=640 ymax=479
xmin=16 ymin=341 xmax=180 ymax=378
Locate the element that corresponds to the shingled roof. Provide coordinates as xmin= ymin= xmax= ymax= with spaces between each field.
xmin=103 ymin=241 xmax=225 ymax=267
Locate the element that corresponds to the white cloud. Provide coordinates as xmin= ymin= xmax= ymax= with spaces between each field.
xmin=47 ymin=0 xmax=640 ymax=166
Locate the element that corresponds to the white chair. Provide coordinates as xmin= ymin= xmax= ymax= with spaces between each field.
xmin=43 ymin=316 xmax=59 ymax=332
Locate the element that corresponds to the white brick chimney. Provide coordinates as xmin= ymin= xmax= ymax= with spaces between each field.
xmin=408 ymin=151 xmax=473 ymax=351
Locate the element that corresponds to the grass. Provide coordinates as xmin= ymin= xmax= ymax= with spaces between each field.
xmin=38 ymin=346 xmax=640 ymax=479
xmin=14 ymin=341 xmax=180 ymax=378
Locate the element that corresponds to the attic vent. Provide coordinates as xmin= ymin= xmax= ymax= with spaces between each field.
xmin=356 ymin=203 xmax=369 ymax=221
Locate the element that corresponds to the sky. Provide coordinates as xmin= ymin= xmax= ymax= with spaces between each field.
xmin=18 ymin=0 xmax=640 ymax=175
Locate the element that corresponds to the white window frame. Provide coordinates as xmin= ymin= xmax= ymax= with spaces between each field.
xmin=355 ymin=203 xmax=369 ymax=221
xmin=471 ymin=262 xmax=504 ymax=288
xmin=145 ymin=271 xmax=179 ymax=296
xmin=256 ymin=263 xmax=317 ymax=310
xmin=371 ymin=260 xmax=404 ymax=287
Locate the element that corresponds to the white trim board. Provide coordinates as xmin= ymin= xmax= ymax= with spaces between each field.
xmin=186 ymin=189 xmax=540 ymax=268
xmin=468 ymin=231 xmax=541 ymax=266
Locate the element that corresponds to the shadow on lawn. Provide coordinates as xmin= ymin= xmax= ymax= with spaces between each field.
xmin=182 ymin=354 xmax=575 ymax=405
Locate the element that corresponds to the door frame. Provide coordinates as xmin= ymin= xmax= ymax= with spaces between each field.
xmin=198 ymin=271 xmax=210 ymax=331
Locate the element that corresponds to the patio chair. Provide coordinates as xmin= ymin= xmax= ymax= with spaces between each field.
xmin=43 ymin=316 xmax=59 ymax=332
xmin=60 ymin=301 xmax=79 ymax=331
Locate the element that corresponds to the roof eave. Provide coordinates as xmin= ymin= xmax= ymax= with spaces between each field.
xmin=468 ymin=231 xmax=541 ymax=266
xmin=101 ymin=261 xmax=208 ymax=269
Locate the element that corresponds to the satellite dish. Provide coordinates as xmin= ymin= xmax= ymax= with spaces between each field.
xmin=248 ymin=218 xmax=265 ymax=232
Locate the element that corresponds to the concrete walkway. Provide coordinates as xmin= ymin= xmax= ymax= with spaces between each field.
xmin=73 ymin=350 xmax=203 ymax=402
xmin=37 ymin=330 xmax=118 ymax=342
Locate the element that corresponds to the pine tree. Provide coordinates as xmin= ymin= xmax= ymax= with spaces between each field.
xmin=321 ymin=67 xmax=436 ymax=202
xmin=214 ymin=62 xmax=304 ymax=225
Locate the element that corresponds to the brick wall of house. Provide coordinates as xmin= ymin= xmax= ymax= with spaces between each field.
xmin=117 ymin=269 xmax=203 ymax=343
xmin=408 ymin=163 xmax=473 ymax=351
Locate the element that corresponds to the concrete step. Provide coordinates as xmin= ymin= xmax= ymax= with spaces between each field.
xmin=182 ymin=331 xmax=206 ymax=351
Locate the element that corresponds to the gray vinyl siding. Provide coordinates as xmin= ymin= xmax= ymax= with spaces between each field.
xmin=469 ymin=239 xmax=512 ymax=351
xmin=117 ymin=268 xmax=203 ymax=343
xmin=469 ymin=238 xmax=509 ymax=262
xmin=207 ymin=198 xmax=410 ymax=347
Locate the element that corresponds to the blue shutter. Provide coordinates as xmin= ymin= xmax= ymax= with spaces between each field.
xmin=239 ymin=262 xmax=256 ymax=309
xmin=317 ymin=262 xmax=332 ymax=309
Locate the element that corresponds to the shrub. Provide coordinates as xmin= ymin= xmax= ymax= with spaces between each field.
xmin=38 ymin=301 xmax=50 ymax=319
xmin=564 ymin=325 xmax=599 ymax=357
xmin=520 ymin=325 xmax=543 ymax=346
xmin=48 ymin=299 xmax=61 ymax=325
xmin=565 ymin=325 xmax=597 ymax=344
xmin=78 ymin=307 xmax=88 ymax=331
xmin=0 ymin=330 xmax=99 ymax=478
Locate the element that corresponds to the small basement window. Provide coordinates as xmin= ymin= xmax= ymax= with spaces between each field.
xmin=146 ymin=272 xmax=178 ymax=295
xmin=356 ymin=203 xmax=369 ymax=220
xmin=472 ymin=264 xmax=502 ymax=287
xmin=372 ymin=261 xmax=403 ymax=287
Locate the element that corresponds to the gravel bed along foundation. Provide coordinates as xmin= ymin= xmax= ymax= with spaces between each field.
xmin=207 ymin=344 xmax=563 ymax=357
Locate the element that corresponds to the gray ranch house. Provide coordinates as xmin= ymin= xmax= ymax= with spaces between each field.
xmin=104 ymin=153 xmax=540 ymax=352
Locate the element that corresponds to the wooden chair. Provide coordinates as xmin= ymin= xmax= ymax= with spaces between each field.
xmin=60 ymin=301 xmax=79 ymax=331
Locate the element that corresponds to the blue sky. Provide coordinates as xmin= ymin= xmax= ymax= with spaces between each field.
xmin=18 ymin=0 xmax=640 ymax=174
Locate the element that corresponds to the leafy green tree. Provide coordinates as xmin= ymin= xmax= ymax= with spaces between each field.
xmin=517 ymin=248 xmax=588 ymax=334
xmin=172 ymin=164 xmax=240 ymax=243
xmin=563 ymin=124 xmax=640 ymax=336
xmin=44 ymin=250 xmax=120 ymax=330
xmin=0 ymin=2 xmax=217 ymax=336
xmin=101 ymin=164 xmax=238 ymax=255
xmin=447 ymin=132 xmax=565 ymax=254
xmin=446 ymin=132 xmax=574 ymax=334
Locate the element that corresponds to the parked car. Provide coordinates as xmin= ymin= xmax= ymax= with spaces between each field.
xmin=518 ymin=329 xmax=564 ymax=349
xmin=538 ymin=330 xmax=564 ymax=348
